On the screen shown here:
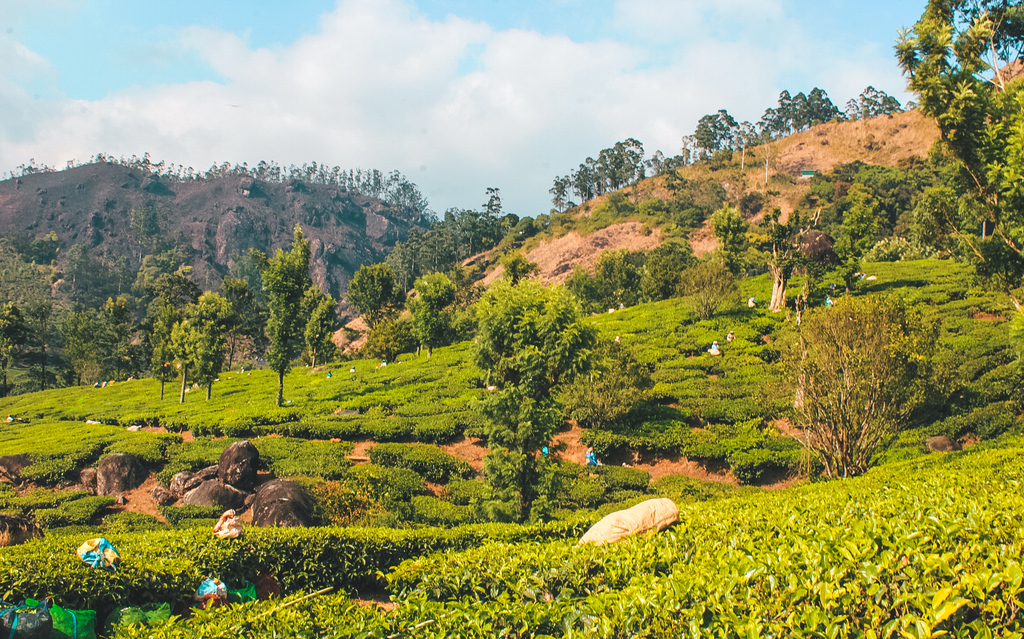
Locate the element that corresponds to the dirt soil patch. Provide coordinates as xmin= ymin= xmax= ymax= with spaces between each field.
xmin=440 ymin=437 xmax=489 ymax=474
xmin=484 ymin=221 xmax=662 ymax=286
xmin=107 ymin=473 xmax=167 ymax=522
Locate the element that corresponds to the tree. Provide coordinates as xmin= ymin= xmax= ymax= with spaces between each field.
xmin=680 ymin=260 xmax=738 ymax=321
xmin=474 ymin=280 xmax=596 ymax=521
xmin=362 ymin=318 xmax=417 ymax=362
xmin=221 ymin=277 xmax=267 ymax=369
xmin=408 ymin=272 xmax=456 ymax=357
xmin=0 ymin=303 xmax=27 ymax=397
xmin=640 ymin=241 xmax=696 ymax=302
xmin=172 ymin=292 xmax=232 ymax=402
xmin=897 ymin=0 xmax=1024 ymax=302
xmin=150 ymin=302 xmax=179 ymax=401
xmin=499 ymin=252 xmax=540 ymax=286
xmin=789 ymin=296 xmax=934 ymax=478
xmin=61 ymin=310 xmax=101 ymax=386
xmin=348 ymin=263 xmax=406 ymax=328
xmin=710 ymin=206 xmax=750 ymax=275
xmin=100 ymin=296 xmax=136 ymax=382
xmin=258 ymin=225 xmax=313 ymax=407
xmin=561 ymin=341 xmax=654 ymax=430
xmin=23 ymin=300 xmax=54 ymax=392
xmin=303 ymin=287 xmax=338 ymax=367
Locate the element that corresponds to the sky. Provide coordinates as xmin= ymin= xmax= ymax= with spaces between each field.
xmin=0 ymin=0 xmax=928 ymax=218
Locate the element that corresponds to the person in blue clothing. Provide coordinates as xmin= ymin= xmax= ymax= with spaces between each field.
xmin=825 ymin=296 xmax=834 ymax=308
xmin=585 ymin=447 xmax=600 ymax=466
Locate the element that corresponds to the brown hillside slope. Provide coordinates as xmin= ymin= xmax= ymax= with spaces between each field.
xmin=535 ymin=110 xmax=939 ymax=267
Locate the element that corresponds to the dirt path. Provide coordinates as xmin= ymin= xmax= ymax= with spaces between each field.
xmin=107 ymin=473 xmax=168 ymax=522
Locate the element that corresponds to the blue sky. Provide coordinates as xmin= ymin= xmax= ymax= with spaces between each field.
xmin=1 ymin=0 xmax=927 ymax=216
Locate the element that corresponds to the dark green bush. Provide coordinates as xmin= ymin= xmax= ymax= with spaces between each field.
xmin=159 ymin=505 xmax=224 ymax=526
xmin=411 ymin=415 xmax=464 ymax=444
xmin=443 ymin=479 xmax=486 ymax=506
xmin=34 ymin=496 xmax=115 ymax=528
xmin=412 ymin=495 xmax=473 ymax=527
xmin=254 ymin=437 xmax=354 ymax=480
xmin=347 ymin=464 xmax=424 ymax=502
xmin=367 ymin=443 xmax=473 ymax=483
xmin=101 ymin=512 xmax=169 ymax=534
xmin=593 ymin=465 xmax=651 ymax=492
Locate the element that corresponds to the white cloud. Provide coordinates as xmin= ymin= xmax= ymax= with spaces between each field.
xmin=0 ymin=0 xmax=914 ymax=215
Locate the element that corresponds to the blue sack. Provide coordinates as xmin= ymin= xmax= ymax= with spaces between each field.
xmin=76 ymin=538 xmax=121 ymax=571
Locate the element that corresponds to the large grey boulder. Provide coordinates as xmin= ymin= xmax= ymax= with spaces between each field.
xmin=180 ymin=480 xmax=249 ymax=511
xmin=219 ymin=441 xmax=260 ymax=492
xmin=251 ymin=479 xmax=313 ymax=528
xmin=96 ymin=453 xmax=146 ymax=496
xmin=169 ymin=471 xmax=202 ymax=498
xmin=151 ymin=485 xmax=177 ymax=506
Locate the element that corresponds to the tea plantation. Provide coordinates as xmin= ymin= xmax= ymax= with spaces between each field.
xmin=0 ymin=259 xmax=1021 ymax=636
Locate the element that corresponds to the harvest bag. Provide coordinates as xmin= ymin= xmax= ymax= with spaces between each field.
xmin=76 ymin=538 xmax=121 ymax=571
xmin=0 ymin=600 xmax=53 ymax=639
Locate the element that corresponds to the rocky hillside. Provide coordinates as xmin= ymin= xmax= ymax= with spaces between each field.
xmin=0 ymin=162 xmax=428 ymax=300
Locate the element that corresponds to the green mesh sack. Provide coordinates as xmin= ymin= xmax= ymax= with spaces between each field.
xmin=227 ymin=582 xmax=258 ymax=604
xmin=25 ymin=599 xmax=96 ymax=639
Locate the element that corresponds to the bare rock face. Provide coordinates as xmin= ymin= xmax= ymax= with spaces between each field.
xmin=80 ymin=468 xmax=98 ymax=494
xmin=0 ymin=454 xmax=33 ymax=485
xmin=251 ymin=480 xmax=313 ymax=528
xmin=219 ymin=441 xmax=260 ymax=492
xmin=926 ymin=435 xmax=961 ymax=453
xmin=151 ymin=485 xmax=177 ymax=507
xmin=170 ymin=471 xmax=203 ymax=498
xmin=180 ymin=480 xmax=249 ymax=511
xmin=96 ymin=453 xmax=146 ymax=496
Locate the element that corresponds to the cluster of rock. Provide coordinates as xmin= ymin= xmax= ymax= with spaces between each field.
xmin=74 ymin=441 xmax=313 ymax=527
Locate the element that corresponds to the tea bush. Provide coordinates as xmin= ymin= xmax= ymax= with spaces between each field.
xmin=411 ymin=495 xmax=473 ymax=527
xmin=367 ymin=443 xmax=473 ymax=483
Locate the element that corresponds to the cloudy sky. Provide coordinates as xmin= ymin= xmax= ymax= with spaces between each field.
xmin=1 ymin=0 xmax=926 ymax=217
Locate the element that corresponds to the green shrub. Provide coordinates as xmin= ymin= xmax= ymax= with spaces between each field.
xmin=593 ymin=465 xmax=651 ymax=492
xmin=367 ymin=443 xmax=473 ymax=483
xmin=101 ymin=512 xmax=169 ymax=534
xmin=411 ymin=415 xmax=464 ymax=444
xmin=412 ymin=495 xmax=473 ymax=527
xmin=253 ymin=437 xmax=354 ymax=480
xmin=443 ymin=479 xmax=486 ymax=506
xmin=105 ymin=432 xmax=182 ymax=465
xmin=34 ymin=496 xmax=115 ymax=528
xmin=159 ymin=505 xmax=224 ymax=526
xmin=347 ymin=464 xmax=424 ymax=502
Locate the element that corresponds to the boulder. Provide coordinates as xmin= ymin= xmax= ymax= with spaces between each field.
xmin=180 ymin=480 xmax=249 ymax=511
xmin=219 ymin=441 xmax=260 ymax=492
xmin=926 ymin=435 xmax=961 ymax=453
xmin=151 ymin=485 xmax=177 ymax=506
xmin=0 ymin=454 xmax=32 ymax=485
xmin=79 ymin=468 xmax=98 ymax=494
xmin=96 ymin=453 xmax=146 ymax=496
xmin=195 ymin=465 xmax=220 ymax=481
xmin=170 ymin=471 xmax=202 ymax=497
xmin=251 ymin=480 xmax=314 ymax=528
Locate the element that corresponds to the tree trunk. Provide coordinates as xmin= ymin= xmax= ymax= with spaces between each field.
xmin=40 ymin=343 xmax=46 ymax=392
xmin=276 ymin=370 xmax=284 ymax=407
xmin=179 ymin=365 xmax=188 ymax=404
xmin=768 ymin=261 xmax=788 ymax=312
xmin=427 ymin=345 xmax=433 ymax=358
xmin=160 ymin=378 xmax=164 ymax=401
xmin=227 ymin=334 xmax=236 ymax=370
xmin=206 ymin=383 xmax=212 ymax=401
